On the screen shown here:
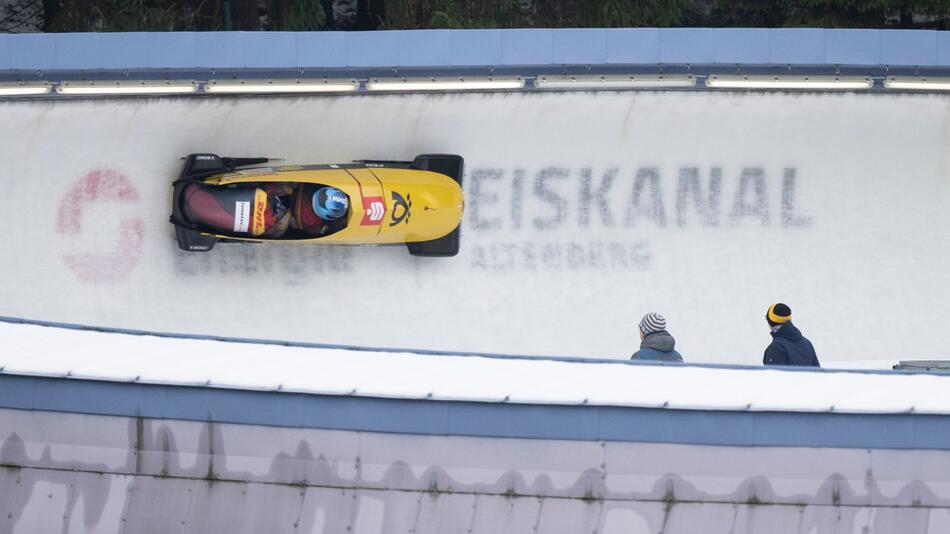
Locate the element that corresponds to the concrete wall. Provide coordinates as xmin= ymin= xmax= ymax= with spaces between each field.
xmin=4 ymin=407 xmax=950 ymax=534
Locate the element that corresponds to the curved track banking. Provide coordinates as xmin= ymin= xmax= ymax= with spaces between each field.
xmin=2 ymin=90 xmax=948 ymax=363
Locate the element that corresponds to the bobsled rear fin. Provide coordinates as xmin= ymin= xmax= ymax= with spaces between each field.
xmin=175 ymin=225 xmax=217 ymax=252
xmin=221 ymin=156 xmax=270 ymax=169
xmin=179 ymin=154 xmax=226 ymax=180
xmin=179 ymin=154 xmax=271 ymax=181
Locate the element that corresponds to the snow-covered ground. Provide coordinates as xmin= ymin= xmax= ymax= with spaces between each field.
xmin=2 ymin=321 xmax=946 ymax=414
xmin=5 ymin=318 xmax=950 ymax=533
xmin=0 ymin=90 xmax=947 ymax=364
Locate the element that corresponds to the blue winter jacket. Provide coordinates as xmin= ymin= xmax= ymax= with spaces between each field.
xmin=763 ymin=322 xmax=820 ymax=367
xmin=632 ymin=331 xmax=684 ymax=363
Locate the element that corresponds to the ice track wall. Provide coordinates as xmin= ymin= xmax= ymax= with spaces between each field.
xmin=1 ymin=90 xmax=948 ymax=363
xmin=5 ymin=407 xmax=950 ymax=534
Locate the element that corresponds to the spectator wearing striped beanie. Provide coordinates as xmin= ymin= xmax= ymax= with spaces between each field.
xmin=631 ymin=312 xmax=684 ymax=363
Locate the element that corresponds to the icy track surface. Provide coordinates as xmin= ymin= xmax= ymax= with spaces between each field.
xmin=1 ymin=91 xmax=948 ymax=364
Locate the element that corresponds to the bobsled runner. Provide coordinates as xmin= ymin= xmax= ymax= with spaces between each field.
xmin=169 ymin=153 xmax=464 ymax=257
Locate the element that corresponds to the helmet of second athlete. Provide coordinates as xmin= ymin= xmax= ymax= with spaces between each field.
xmin=312 ymin=186 xmax=349 ymax=220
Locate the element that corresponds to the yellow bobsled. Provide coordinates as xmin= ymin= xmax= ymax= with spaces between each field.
xmin=170 ymin=153 xmax=464 ymax=257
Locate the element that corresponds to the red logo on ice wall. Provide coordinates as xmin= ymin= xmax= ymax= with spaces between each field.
xmin=55 ymin=170 xmax=144 ymax=284
xmin=360 ymin=196 xmax=386 ymax=226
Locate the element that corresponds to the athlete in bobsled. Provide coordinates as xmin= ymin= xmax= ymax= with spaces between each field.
xmin=181 ymin=183 xmax=349 ymax=238
xmin=292 ymin=185 xmax=349 ymax=235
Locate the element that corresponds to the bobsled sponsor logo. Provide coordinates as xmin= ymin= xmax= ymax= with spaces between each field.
xmin=252 ymin=189 xmax=267 ymax=236
xmin=360 ymin=196 xmax=386 ymax=226
xmin=467 ymin=166 xmax=812 ymax=233
xmin=237 ymin=168 xmax=271 ymax=176
xmin=233 ymin=201 xmax=251 ymax=233
xmin=466 ymin=165 xmax=813 ymax=272
xmin=56 ymin=170 xmax=144 ymax=284
xmin=390 ymin=191 xmax=411 ymax=227
xmin=174 ymin=246 xmax=354 ymax=278
xmin=472 ymin=241 xmax=650 ymax=272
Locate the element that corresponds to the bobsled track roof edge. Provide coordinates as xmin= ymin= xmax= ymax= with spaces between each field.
xmin=2 ymin=28 xmax=950 ymax=72
xmin=3 ymin=318 xmax=950 ymax=432
xmin=4 ymin=317 xmax=950 ymax=451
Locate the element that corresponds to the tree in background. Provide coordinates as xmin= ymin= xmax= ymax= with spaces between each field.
xmin=1 ymin=0 xmax=43 ymax=32
xmin=42 ymin=0 xmax=183 ymax=31
xmin=789 ymin=0 xmax=950 ymax=28
xmin=381 ymin=0 xmax=703 ymax=29
xmin=28 ymin=0 xmax=325 ymax=32
xmin=705 ymin=0 xmax=791 ymax=27
xmin=4 ymin=0 xmax=950 ymax=32
xmin=381 ymin=0 xmax=524 ymax=29
xmin=264 ymin=0 xmax=327 ymax=30
xmin=706 ymin=0 xmax=950 ymax=28
xmin=532 ymin=0 xmax=703 ymax=27
xmin=376 ymin=0 xmax=950 ymax=29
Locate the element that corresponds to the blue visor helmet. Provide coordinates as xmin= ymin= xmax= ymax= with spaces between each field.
xmin=312 ymin=186 xmax=349 ymax=220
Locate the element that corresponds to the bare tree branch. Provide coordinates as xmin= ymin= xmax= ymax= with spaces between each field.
xmin=1 ymin=0 xmax=43 ymax=33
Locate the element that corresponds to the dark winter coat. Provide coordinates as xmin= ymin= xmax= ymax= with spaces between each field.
xmin=763 ymin=322 xmax=820 ymax=367
xmin=631 ymin=331 xmax=684 ymax=363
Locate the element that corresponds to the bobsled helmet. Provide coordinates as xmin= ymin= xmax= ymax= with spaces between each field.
xmin=312 ymin=186 xmax=349 ymax=220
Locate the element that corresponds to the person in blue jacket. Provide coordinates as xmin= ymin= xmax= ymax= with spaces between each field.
xmin=763 ymin=303 xmax=820 ymax=367
xmin=631 ymin=312 xmax=684 ymax=362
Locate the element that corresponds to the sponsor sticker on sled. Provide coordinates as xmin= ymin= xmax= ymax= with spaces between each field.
xmin=236 ymin=168 xmax=272 ymax=176
xmin=252 ymin=189 xmax=268 ymax=236
xmin=361 ymin=196 xmax=386 ymax=226
xmin=234 ymin=201 xmax=250 ymax=233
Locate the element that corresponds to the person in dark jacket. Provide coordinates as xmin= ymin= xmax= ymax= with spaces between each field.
xmin=763 ymin=303 xmax=820 ymax=367
xmin=631 ymin=312 xmax=684 ymax=362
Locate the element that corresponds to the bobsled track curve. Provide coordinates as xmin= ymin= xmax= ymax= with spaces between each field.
xmin=2 ymin=90 xmax=949 ymax=363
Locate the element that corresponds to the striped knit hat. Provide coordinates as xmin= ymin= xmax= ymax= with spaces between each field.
xmin=639 ymin=312 xmax=667 ymax=335
xmin=766 ymin=303 xmax=792 ymax=326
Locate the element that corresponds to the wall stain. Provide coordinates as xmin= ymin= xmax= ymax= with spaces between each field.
xmin=2 ymin=417 xmax=948 ymax=533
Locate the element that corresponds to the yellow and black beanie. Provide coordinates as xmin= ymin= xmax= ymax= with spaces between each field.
xmin=766 ymin=303 xmax=792 ymax=326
